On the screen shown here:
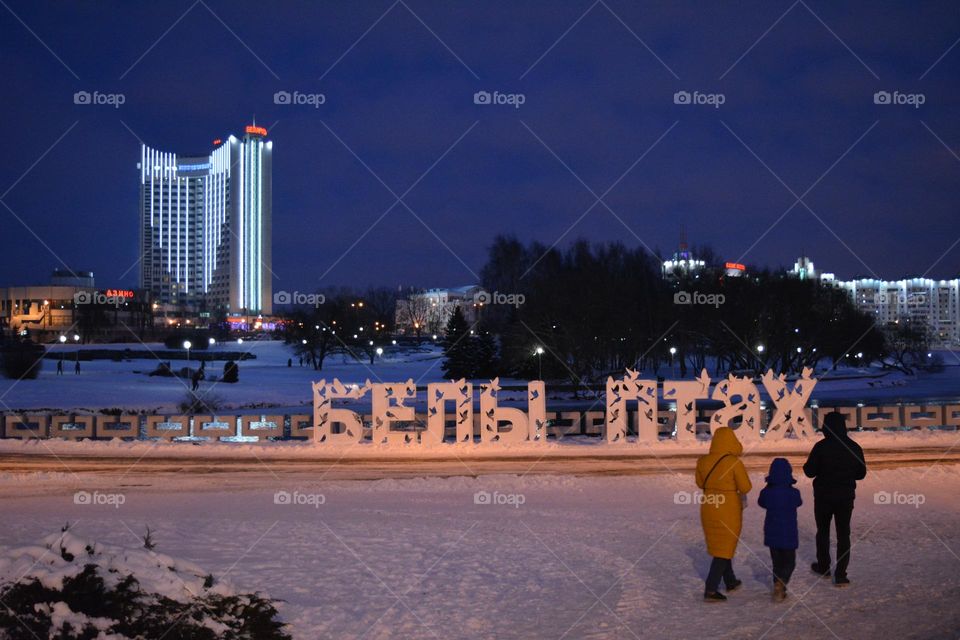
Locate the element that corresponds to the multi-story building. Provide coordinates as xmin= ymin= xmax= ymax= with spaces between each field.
xmin=794 ymin=258 xmax=960 ymax=346
xmin=138 ymin=125 xmax=272 ymax=315
xmin=395 ymin=286 xmax=482 ymax=334
xmin=0 ymin=271 xmax=152 ymax=342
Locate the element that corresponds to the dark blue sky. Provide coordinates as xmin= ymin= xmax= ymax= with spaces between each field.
xmin=1 ymin=1 xmax=958 ymax=294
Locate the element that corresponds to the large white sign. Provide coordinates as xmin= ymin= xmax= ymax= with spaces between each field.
xmin=312 ymin=368 xmax=817 ymax=446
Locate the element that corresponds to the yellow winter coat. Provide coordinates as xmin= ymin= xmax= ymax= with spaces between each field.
xmin=695 ymin=427 xmax=752 ymax=559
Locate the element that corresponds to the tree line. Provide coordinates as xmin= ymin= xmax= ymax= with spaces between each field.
xmin=441 ymin=236 xmax=931 ymax=392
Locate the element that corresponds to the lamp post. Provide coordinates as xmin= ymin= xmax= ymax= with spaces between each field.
xmin=669 ymin=346 xmax=677 ymax=377
xmin=183 ymin=340 xmax=192 ymax=364
xmin=534 ymin=346 xmax=544 ymax=380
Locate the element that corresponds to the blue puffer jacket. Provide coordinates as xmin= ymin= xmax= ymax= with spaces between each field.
xmin=757 ymin=458 xmax=803 ymax=550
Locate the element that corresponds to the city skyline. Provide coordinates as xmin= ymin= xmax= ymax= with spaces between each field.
xmin=1 ymin=2 xmax=959 ymax=295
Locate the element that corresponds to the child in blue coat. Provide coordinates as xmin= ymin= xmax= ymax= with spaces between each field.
xmin=758 ymin=458 xmax=803 ymax=601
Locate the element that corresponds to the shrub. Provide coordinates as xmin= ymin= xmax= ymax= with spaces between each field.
xmin=1 ymin=340 xmax=45 ymax=380
xmin=0 ymin=529 xmax=290 ymax=639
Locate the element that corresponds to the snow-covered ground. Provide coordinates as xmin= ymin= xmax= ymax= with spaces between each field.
xmin=0 ymin=466 xmax=957 ymax=639
xmin=2 ymin=340 xmax=960 ymax=414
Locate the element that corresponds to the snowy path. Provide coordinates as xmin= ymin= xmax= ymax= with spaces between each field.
xmin=1 ymin=467 xmax=958 ymax=639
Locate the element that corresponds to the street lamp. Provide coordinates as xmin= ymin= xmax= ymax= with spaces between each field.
xmin=58 ymin=335 xmax=66 ymax=343
xmin=73 ymin=334 xmax=80 ymax=342
xmin=376 ymin=347 xmax=383 ymax=357
xmin=208 ymin=337 xmax=216 ymax=346
xmin=183 ymin=340 xmax=192 ymax=363
xmin=756 ymin=344 xmax=765 ymax=353
xmin=237 ymin=338 xmax=244 ymax=345
xmin=669 ymin=346 xmax=677 ymax=377
xmin=534 ymin=346 xmax=544 ymax=379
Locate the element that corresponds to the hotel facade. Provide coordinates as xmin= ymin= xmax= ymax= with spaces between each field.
xmin=138 ymin=125 xmax=272 ymax=315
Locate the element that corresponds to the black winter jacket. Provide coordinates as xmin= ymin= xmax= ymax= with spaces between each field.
xmin=803 ymin=418 xmax=867 ymax=499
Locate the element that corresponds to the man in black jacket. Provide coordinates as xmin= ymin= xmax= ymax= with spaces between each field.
xmin=803 ymin=411 xmax=867 ymax=587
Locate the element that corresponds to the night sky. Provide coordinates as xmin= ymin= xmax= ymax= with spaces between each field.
xmin=1 ymin=1 xmax=958 ymax=295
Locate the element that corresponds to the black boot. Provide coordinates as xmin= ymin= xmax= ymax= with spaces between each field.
xmin=703 ymin=591 xmax=727 ymax=602
xmin=810 ymin=562 xmax=831 ymax=578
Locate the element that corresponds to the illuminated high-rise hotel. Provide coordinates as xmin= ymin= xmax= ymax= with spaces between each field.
xmin=138 ymin=125 xmax=272 ymax=314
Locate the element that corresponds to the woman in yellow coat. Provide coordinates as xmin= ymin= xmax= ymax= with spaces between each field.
xmin=695 ymin=426 xmax=752 ymax=601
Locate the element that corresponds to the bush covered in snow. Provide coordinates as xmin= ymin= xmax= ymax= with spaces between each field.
xmin=0 ymin=527 xmax=290 ymax=639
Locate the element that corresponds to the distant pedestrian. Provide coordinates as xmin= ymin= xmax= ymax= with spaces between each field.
xmin=804 ymin=411 xmax=867 ymax=587
xmin=74 ymin=360 xmax=80 ymax=375
xmin=56 ymin=358 xmax=63 ymax=375
xmin=191 ymin=370 xmax=200 ymax=391
xmin=298 ymin=356 xmax=303 ymax=367
xmin=758 ymin=458 xmax=802 ymax=601
xmin=695 ymin=427 xmax=752 ymax=602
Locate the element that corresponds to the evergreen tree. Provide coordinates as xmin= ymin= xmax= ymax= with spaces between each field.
xmin=441 ymin=307 xmax=473 ymax=379
xmin=474 ymin=328 xmax=498 ymax=378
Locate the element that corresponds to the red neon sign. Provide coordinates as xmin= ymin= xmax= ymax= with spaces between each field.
xmin=245 ymin=125 xmax=267 ymax=137
xmin=212 ymin=138 xmax=222 ymax=146
xmin=725 ymin=262 xmax=745 ymax=271
xmin=103 ymin=289 xmax=135 ymax=298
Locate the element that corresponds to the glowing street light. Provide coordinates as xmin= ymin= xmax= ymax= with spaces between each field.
xmin=208 ymin=337 xmax=216 ymax=346
xmin=756 ymin=344 xmax=765 ymax=353
xmin=58 ymin=335 xmax=66 ymax=343
xmin=237 ymin=338 xmax=244 ymax=345
xmin=183 ymin=340 xmax=192 ymax=364
xmin=73 ymin=334 xmax=80 ymax=342
xmin=534 ymin=346 xmax=544 ymax=379
xmin=375 ymin=347 xmax=383 ymax=357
